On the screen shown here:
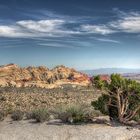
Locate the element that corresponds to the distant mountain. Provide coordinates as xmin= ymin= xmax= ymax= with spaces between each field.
xmin=81 ymin=68 xmax=140 ymax=76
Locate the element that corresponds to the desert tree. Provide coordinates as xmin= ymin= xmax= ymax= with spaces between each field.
xmin=92 ymin=74 xmax=140 ymax=123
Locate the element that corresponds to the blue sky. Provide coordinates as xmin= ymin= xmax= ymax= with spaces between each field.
xmin=0 ymin=0 xmax=140 ymax=70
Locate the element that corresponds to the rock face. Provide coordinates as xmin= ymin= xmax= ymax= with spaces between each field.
xmin=0 ymin=64 xmax=90 ymax=88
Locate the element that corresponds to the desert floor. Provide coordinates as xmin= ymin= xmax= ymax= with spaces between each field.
xmin=0 ymin=117 xmax=140 ymax=140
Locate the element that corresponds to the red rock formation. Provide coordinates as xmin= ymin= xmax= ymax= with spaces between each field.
xmin=100 ymin=75 xmax=110 ymax=82
xmin=0 ymin=64 xmax=90 ymax=88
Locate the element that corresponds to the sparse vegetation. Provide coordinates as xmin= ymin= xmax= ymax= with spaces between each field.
xmin=0 ymin=86 xmax=98 ymax=113
xmin=53 ymin=104 xmax=100 ymax=124
xmin=27 ymin=108 xmax=50 ymax=122
xmin=11 ymin=110 xmax=24 ymax=121
xmin=0 ymin=110 xmax=6 ymax=121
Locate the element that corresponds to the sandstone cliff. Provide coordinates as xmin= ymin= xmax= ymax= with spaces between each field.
xmin=0 ymin=64 xmax=90 ymax=88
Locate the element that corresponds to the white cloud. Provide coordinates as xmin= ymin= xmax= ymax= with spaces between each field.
xmin=1 ymin=11 xmax=140 ymax=38
xmin=81 ymin=25 xmax=115 ymax=35
xmin=17 ymin=19 xmax=64 ymax=32
xmin=110 ymin=12 xmax=140 ymax=33
xmin=0 ymin=25 xmax=37 ymax=38
xmin=0 ymin=26 xmax=26 ymax=37
xmin=0 ymin=19 xmax=80 ymax=38
xmin=81 ymin=11 xmax=140 ymax=35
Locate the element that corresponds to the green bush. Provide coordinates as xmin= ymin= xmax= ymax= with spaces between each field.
xmin=91 ymin=94 xmax=109 ymax=115
xmin=53 ymin=104 xmax=100 ymax=124
xmin=11 ymin=110 xmax=24 ymax=121
xmin=92 ymin=75 xmax=107 ymax=90
xmin=27 ymin=108 xmax=50 ymax=123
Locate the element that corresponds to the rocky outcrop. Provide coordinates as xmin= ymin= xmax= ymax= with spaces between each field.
xmin=0 ymin=64 xmax=90 ymax=88
xmin=99 ymin=75 xmax=110 ymax=82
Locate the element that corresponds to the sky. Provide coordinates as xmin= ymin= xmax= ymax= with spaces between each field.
xmin=0 ymin=0 xmax=140 ymax=70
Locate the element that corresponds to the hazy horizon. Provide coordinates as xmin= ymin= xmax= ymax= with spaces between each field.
xmin=0 ymin=0 xmax=140 ymax=69
xmin=1 ymin=63 xmax=140 ymax=71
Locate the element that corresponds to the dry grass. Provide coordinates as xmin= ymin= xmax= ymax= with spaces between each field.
xmin=52 ymin=104 xmax=101 ymax=124
xmin=26 ymin=108 xmax=50 ymax=122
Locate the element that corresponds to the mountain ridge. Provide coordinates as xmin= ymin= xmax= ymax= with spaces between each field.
xmin=0 ymin=64 xmax=90 ymax=88
xmin=81 ymin=68 xmax=140 ymax=76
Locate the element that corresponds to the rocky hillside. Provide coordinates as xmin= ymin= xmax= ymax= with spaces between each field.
xmin=0 ymin=64 xmax=90 ymax=88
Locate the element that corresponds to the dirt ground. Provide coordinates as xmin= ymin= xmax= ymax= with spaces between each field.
xmin=0 ymin=117 xmax=140 ymax=140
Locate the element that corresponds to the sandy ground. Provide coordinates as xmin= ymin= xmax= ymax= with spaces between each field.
xmin=0 ymin=117 xmax=140 ymax=140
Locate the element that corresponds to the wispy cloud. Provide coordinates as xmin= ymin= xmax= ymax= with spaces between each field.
xmin=0 ymin=19 xmax=80 ymax=38
xmin=94 ymin=38 xmax=120 ymax=43
xmin=81 ymin=10 xmax=140 ymax=35
xmin=17 ymin=19 xmax=65 ymax=32
xmin=110 ymin=11 xmax=140 ymax=33
xmin=38 ymin=43 xmax=80 ymax=49
xmin=1 ymin=10 xmax=140 ymax=38
xmin=80 ymin=25 xmax=115 ymax=35
xmin=0 ymin=25 xmax=27 ymax=37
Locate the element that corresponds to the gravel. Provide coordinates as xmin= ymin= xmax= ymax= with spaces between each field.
xmin=0 ymin=117 xmax=140 ymax=140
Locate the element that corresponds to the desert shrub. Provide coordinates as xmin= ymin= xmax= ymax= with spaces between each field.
xmin=91 ymin=94 xmax=109 ymax=115
xmin=27 ymin=108 xmax=50 ymax=122
xmin=0 ymin=96 xmax=6 ymax=101
xmin=26 ymin=112 xmax=33 ymax=120
xmin=92 ymin=74 xmax=140 ymax=123
xmin=5 ymin=106 xmax=14 ymax=114
xmin=92 ymin=75 xmax=107 ymax=90
xmin=11 ymin=110 xmax=24 ymax=121
xmin=0 ymin=110 xmax=6 ymax=121
xmin=53 ymin=104 xmax=100 ymax=124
